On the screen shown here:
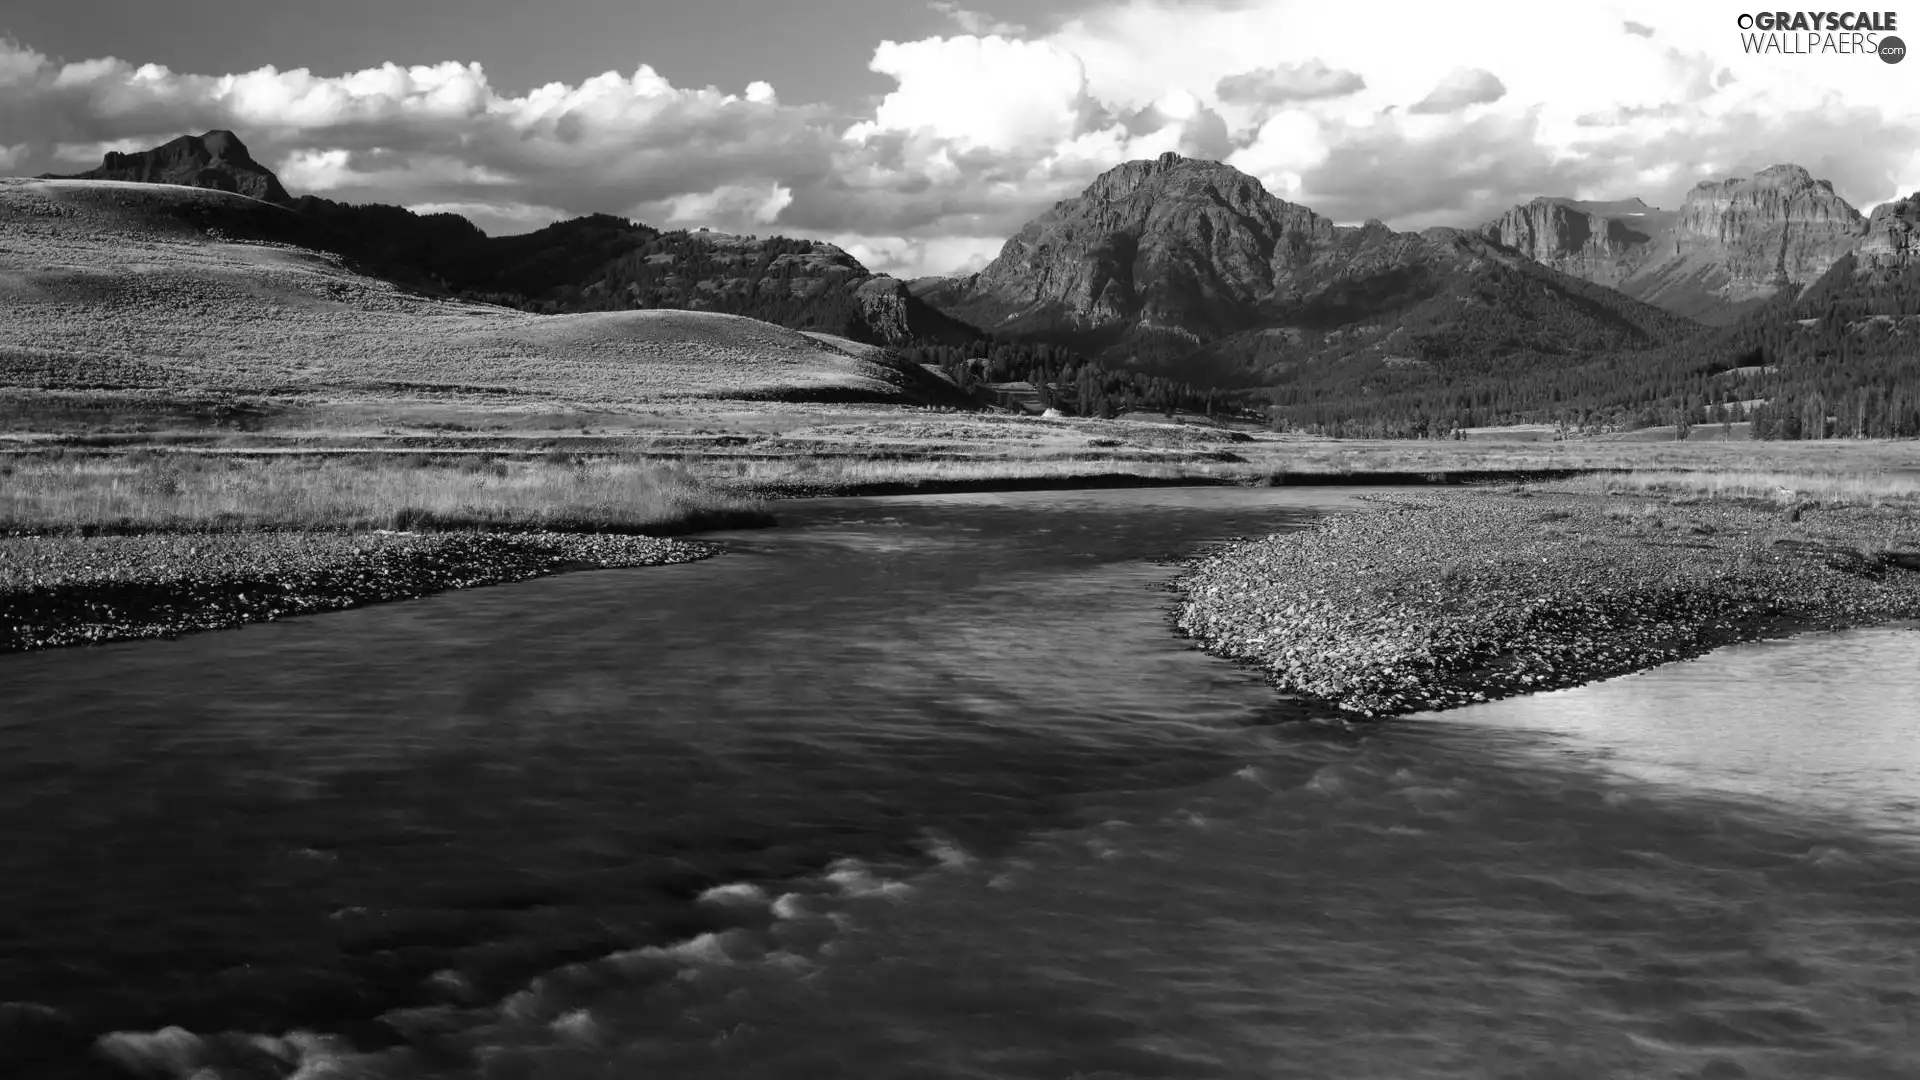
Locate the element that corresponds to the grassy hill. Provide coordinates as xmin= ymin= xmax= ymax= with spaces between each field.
xmin=0 ymin=180 xmax=959 ymax=410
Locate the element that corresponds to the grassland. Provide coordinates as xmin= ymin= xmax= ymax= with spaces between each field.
xmin=0 ymin=180 xmax=946 ymax=408
xmin=0 ymin=452 xmax=769 ymax=535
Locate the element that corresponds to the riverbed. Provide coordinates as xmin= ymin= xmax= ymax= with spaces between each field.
xmin=2 ymin=487 xmax=1917 ymax=1079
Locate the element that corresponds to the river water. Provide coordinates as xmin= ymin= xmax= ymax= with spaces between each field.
xmin=2 ymin=487 xmax=1918 ymax=1080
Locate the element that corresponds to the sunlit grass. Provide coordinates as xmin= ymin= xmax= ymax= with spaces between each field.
xmin=1562 ymin=469 xmax=1920 ymax=507
xmin=0 ymin=452 xmax=769 ymax=534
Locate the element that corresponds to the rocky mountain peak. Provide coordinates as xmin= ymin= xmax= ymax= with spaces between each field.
xmin=1671 ymin=164 xmax=1862 ymax=289
xmin=947 ymin=154 xmax=1346 ymax=338
xmin=51 ymin=129 xmax=293 ymax=206
xmin=911 ymin=152 xmax=1687 ymax=384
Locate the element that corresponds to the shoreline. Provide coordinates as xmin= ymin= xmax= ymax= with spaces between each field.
xmin=2 ymin=530 xmax=718 ymax=654
xmin=733 ymin=466 xmax=1609 ymax=501
xmin=1174 ymin=487 xmax=1920 ymax=717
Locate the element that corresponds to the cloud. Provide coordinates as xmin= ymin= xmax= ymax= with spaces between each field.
xmin=852 ymin=35 xmax=1092 ymax=153
xmin=635 ymin=181 xmax=796 ymax=230
xmin=0 ymin=38 xmax=834 ymax=218
xmin=927 ymin=1 xmax=1027 ymax=36
xmin=404 ymin=200 xmax=570 ymax=236
xmin=5 ymin=0 xmax=1920 ymax=278
xmin=1215 ymin=60 xmax=1365 ymax=106
xmin=1409 ymin=68 xmax=1508 ymax=114
xmin=829 ymin=232 xmax=1006 ymax=277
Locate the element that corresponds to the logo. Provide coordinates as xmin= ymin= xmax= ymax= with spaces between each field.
xmin=1735 ymin=10 xmax=1904 ymax=57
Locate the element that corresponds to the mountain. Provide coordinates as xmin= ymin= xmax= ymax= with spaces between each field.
xmin=1477 ymin=197 xmax=1675 ymax=288
xmin=42 ymin=130 xmax=293 ymax=206
xmin=1259 ymin=186 xmax=1920 ymax=438
xmin=29 ymin=132 xmax=972 ymax=347
xmin=1860 ymin=191 xmax=1920 ymax=268
xmin=1480 ymin=166 xmax=1866 ymax=325
xmin=0 ymin=178 xmax=967 ymax=408
xmin=913 ymin=152 xmax=1691 ymax=386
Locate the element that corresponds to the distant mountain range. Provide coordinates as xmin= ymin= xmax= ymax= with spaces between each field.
xmin=1477 ymin=166 xmax=1872 ymax=324
xmin=40 ymin=130 xmax=971 ymax=347
xmin=19 ymin=132 xmax=1920 ymax=437
xmin=909 ymin=151 xmax=1917 ymax=434
xmin=909 ymin=152 xmax=1694 ymax=389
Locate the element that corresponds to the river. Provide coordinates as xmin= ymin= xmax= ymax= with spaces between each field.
xmin=2 ymin=487 xmax=1917 ymax=1079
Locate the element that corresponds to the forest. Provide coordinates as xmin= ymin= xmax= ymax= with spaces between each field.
xmin=1251 ymin=254 xmax=1920 ymax=439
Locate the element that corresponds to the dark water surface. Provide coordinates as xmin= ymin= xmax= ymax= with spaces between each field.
xmin=3 ymin=487 xmax=1918 ymax=1079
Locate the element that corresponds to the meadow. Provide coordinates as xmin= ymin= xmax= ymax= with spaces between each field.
xmin=0 ymin=452 xmax=769 ymax=535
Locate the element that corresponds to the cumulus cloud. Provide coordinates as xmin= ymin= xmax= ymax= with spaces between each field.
xmin=1215 ymin=60 xmax=1365 ymax=106
xmin=852 ymin=35 xmax=1092 ymax=153
xmin=1409 ymin=68 xmax=1508 ymax=114
xmin=636 ymin=181 xmax=796 ymax=230
xmin=830 ymin=232 xmax=1006 ymax=277
xmin=3 ymin=0 xmax=1918 ymax=276
xmin=0 ymin=37 xmax=834 ymax=227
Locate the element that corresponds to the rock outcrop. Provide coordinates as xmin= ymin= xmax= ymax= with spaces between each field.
xmin=1666 ymin=165 xmax=1860 ymax=282
xmin=45 ymin=130 xmax=294 ymax=207
xmin=1477 ymin=197 xmax=1672 ymax=287
xmin=1858 ymin=192 xmax=1919 ymax=269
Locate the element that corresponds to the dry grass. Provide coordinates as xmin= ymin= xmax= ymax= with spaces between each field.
xmin=1562 ymin=469 xmax=1920 ymax=508
xmin=0 ymin=452 xmax=767 ymax=534
xmin=0 ymin=180 xmax=923 ymax=407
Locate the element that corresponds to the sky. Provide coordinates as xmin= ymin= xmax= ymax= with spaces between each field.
xmin=3 ymin=0 xmax=1918 ymax=277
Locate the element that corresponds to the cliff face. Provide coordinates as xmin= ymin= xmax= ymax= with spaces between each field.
xmin=47 ymin=131 xmax=294 ymax=207
xmin=1476 ymin=198 xmax=1671 ymax=287
xmin=1663 ymin=165 xmax=1861 ymax=284
xmin=1481 ymin=166 xmax=1869 ymax=324
xmin=1858 ymin=193 xmax=1919 ymax=269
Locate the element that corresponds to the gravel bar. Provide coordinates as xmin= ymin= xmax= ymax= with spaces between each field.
xmin=2 ymin=530 xmax=716 ymax=653
xmin=1176 ymin=488 xmax=1920 ymax=717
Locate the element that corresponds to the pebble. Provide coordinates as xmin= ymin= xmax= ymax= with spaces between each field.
xmin=1174 ymin=489 xmax=1920 ymax=717
xmin=1 ymin=530 xmax=717 ymax=653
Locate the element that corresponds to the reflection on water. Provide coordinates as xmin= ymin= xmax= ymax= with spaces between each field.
xmin=2 ymin=486 xmax=1919 ymax=1080
xmin=1435 ymin=627 xmax=1920 ymax=839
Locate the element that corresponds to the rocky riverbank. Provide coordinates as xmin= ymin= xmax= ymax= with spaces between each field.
xmin=1 ymin=530 xmax=716 ymax=653
xmin=1176 ymin=487 xmax=1920 ymax=716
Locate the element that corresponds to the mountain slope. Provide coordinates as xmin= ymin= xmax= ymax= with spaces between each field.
xmin=1260 ymin=189 xmax=1920 ymax=436
xmin=32 ymin=132 xmax=976 ymax=348
xmin=0 ymin=179 xmax=960 ymax=407
xmin=915 ymin=152 xmax=1692 ymax=386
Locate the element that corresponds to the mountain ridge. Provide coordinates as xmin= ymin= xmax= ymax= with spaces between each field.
xmin=27 ymin=133 xmax=971 ymax=347
xmin=913 ymin=151 xmax=1693 ymax=387
xmin=1478 ymin=164 xmax=1879 ymax=324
